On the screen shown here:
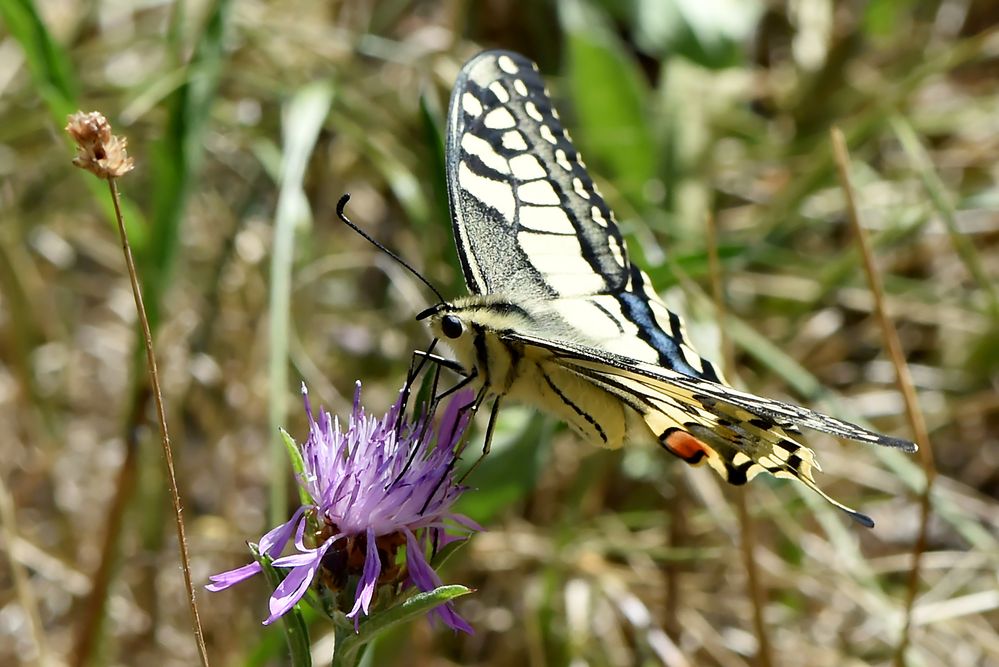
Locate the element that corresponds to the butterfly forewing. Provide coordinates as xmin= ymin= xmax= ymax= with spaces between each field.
xmin=448 ymin=51 xmax=725 ymax=384
xmin=437 ymin=49 xmax=916 ymax=527
xmin=447 ymin=51 xmax=630 ymax=299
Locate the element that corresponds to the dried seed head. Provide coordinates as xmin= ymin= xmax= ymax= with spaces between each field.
xmin=65 ymin=111 xmax=135 ymax=179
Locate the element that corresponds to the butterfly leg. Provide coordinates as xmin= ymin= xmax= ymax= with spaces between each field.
xmin=394 ymin=339 xmax=442 ymax=434
xmin=458 ymin=396 xmax=501 ymax=484
xmin=390 ymin=343 xmax=450 ymax=487
xmin=413 ymin=347 xmax=466 ymax=376
xmin=419 ymin=384 xmax=490 ymax=512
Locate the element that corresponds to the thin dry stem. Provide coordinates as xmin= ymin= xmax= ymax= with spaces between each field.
xmin=706 ymin=211 xmax=774 ymax=667
xmin=830 ymin=127 xmax=937 ymax=667
xmin=66 ymin=112 xmax=209 ymax=666
xmin=107 ymin=179 xmax=210 ymax=666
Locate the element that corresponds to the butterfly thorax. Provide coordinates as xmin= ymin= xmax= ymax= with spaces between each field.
xmin=423 ymin=295 xmax=630 ymax=448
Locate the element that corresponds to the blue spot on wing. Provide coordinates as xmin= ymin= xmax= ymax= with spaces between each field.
xmin=617 ymin=292 xmax=703 ymax=378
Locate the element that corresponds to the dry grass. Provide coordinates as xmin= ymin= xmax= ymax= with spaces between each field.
xmin=1 ymin=1 xmax=997 ymax=666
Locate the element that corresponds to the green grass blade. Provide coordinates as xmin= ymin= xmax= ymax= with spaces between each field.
xmin=0 ymin=0 xmax=77 ymax=117
xmin=268 ymin=82 xmax=334 ymax=523
xmin=144 ymin=0 xmax=233 ymax=331
xmin=333 ymin=586 xmax=472 ymax=666
xmin=560 ymin=0 xmax=656 ymax=210
xmin=889 ymin=114 xmax=999 ymax=315
xmin=2 ymin=0 xmax=146 ymax=236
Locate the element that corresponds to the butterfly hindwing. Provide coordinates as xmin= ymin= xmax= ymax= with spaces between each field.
xmin=507 ymin=331 xmax=915 ymax=526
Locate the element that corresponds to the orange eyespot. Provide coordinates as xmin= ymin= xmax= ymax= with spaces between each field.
xmin=661 ymin=428 xmax=710 ymax=465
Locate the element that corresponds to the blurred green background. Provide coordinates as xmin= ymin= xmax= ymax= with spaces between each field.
xmin=1 ymin=0 xmax=997 ymax=665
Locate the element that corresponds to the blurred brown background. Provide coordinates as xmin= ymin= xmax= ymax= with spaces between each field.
xmin=1 ymin=1 xmax=997 ymax=665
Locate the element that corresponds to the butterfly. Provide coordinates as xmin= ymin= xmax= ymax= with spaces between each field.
xmin=416 ymin=50 xmax=916 ymax=527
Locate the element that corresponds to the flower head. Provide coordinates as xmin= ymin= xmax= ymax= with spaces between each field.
xmin=208 ymin=381 xmax=479 ymax=633
xmin=65 ymin=111 xmax=135 ymax=179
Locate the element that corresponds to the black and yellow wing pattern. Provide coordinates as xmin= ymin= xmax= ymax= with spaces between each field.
xmin=424 ymin=50 xmax=916 ymax=527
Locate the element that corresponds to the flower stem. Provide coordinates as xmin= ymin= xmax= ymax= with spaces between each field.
xmin=830 ymin=127 xmax=936 ymax=667
xmin=330 ymin=624 xmax=363 ymax=667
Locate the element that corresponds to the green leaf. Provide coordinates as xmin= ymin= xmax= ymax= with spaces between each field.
xmin=268 ymin=81 xmax=335 ymax=522
xmin=560 ymin=0 xmax=657 ymax=210
xmin=280 ymin=427 xmax=313 ymax=507
xmin=418 ymin=91 xmax=463 ymax=293
xmin=863 ymin=0 xmax=917 ymax=37
xmin=0 ymin=0 xmax=77 ymax=117
xmin=145 ymin=0 xmax=233 ymax=331
xmin=418 ymin=91 xmax=449 ymax=232
xmin=428 ymin=533 xmax=473 ymax=571
xmin=333 ymin=586 xmax=472 ymax=665
xmin=1 ymin=0 xmax=146 ymax=240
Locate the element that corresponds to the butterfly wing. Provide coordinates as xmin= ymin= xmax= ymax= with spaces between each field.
xmin=444 ymin=50 xmax=915 ymax=525
xmin=447 ymin=50 xmax=726 ymax=382
xmin=509 ymin=331 xmax=917 ymax=526
xmin=446 ymin=50 xmax=630 ymax=299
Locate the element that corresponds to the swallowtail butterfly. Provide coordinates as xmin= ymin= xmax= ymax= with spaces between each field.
xmin=418 ymin=50 xmax=916 ymax=527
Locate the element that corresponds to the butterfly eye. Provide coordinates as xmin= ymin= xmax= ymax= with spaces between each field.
xmin=441 ymin=314 xmax=464 ymax=339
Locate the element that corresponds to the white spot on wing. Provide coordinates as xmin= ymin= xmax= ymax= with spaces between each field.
xmin=519 ymin=205 xmax=574 ymax=234
xmin=540 ymin=125 xmax=558 ymax=145
xmin=553 ymin=296 xmax=659 ymax=364
xmin=573 ymin=177 xmax=589 ymax=199
xmin=509 ymin=153 xmax=546 ymax=180
xmin=517 ymin=180 xmax=560 ymax=206
xmin=502 ymin=131 xmax=528 ymax=152
xmin=607 ymin=235 xmax=625 ymax=267
xmin=524 ymin=101 xmax=544 ymax=123
xmin=769 ymin=446 xmax=790 ymax=462
xmin=462 ymin=93 xmax=482 ymax=117
xmin=498 ymin=55 xmax=519 ymax=74
xmin=758 ymin=455 xmax=779 ymax=470
xmin=513 ymin=79 xmax=528 ymax=96
xmin=591 ymin=205 xmax=608 ymax=228
xmin=488 ymin=81 xmax=510 ymax=103
xmin=553 ymin=300 xmax=626 ymax=343
xmin=681 ymin=345 xmax=705 ymax=373
xmin=484 ymin=107 xmax=516 ymax=130
xmin=461 ymin=133 xmax=510 ymax=175
xmin=459 ymin=161 xmax=514 ymax=223
xmin=555 ymin=149 xmax=572 ymax=172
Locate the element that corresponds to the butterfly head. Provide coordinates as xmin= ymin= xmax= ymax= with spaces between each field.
xmin=416 ymin=297 xmax=541 ymax=385
xmin=416 ymin=301 xmax=475 ymax=369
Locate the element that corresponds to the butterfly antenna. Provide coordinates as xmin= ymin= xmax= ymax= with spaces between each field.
xmin=336 ymin=194 xmax=447 ymax=304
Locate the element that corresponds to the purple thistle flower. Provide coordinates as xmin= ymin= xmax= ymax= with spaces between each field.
xmin=207 ymin=382 xmax=479 ymax=633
